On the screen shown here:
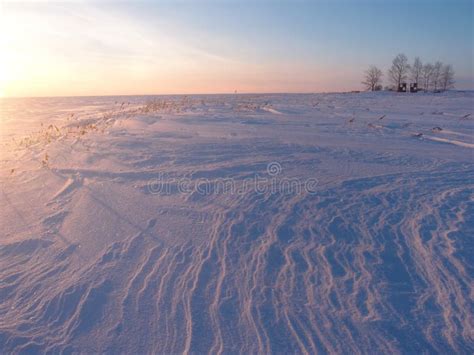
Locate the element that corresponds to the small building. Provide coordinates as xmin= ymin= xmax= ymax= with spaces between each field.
xmin=398 ymin=83 xmax=407 ymax=92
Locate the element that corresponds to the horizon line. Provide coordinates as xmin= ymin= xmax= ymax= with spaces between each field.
xmin=2 ymin=88 xmax=473 ymax=100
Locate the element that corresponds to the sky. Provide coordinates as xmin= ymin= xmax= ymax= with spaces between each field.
xmin=0 ymin=0 xmax=472 ymax=97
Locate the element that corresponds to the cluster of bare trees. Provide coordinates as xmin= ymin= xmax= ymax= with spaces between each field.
xmin=362 ymin=53 xmax=455 ymax=92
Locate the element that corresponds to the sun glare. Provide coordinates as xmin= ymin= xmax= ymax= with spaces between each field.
xmin=0 ymin=62 xmax=6 ymax=97
xmin=0 ymin=57 xmax=8 ymax=97
xmin=0 ymin=18 xmax=8 ymax=97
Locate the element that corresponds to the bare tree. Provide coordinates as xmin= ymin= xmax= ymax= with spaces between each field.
xmin=440 ymin=64 xmax=455 ymax=91
xmin=388 ymin=53 xmax=410 ymax=89
xmin=432 ymin=61 xmax=443 ymax=91
xmin=410 ymin=57 xmax=423 ymax=84
xmin=421 ymin=63 xmax=434 ymax=91
xmin=362 ymin=65 xmax=383 ymax=91
xmin=433 ymin=62 xmax=445 ymax=91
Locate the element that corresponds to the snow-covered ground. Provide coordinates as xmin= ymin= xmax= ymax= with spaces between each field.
xmin=0 ymin=91 xmax=473 ymax=353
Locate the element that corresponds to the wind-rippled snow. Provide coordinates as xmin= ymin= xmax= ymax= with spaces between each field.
xmin=0 ymin=92 xmax=473 ymax=353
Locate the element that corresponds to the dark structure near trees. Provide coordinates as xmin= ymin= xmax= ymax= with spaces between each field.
xmin=397 ymin=82 xmax=418 ymax=93
xmin=398 ymin=83 xmax=407 ymax=92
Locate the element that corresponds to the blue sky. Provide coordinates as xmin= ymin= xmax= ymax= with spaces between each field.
xmin=1 ymin=0 xmax=472 ymax=96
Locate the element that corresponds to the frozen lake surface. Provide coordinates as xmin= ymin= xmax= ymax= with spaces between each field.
xmin=0 ymin=92 xmax=473 ymax=353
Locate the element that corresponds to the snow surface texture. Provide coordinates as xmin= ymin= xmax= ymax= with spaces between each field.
xmin=0 ymin=92 xmax=473 ymax=353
